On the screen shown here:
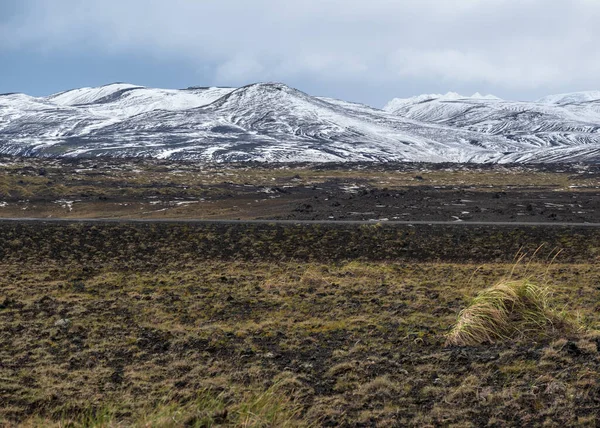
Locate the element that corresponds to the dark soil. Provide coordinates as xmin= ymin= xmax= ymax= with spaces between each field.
xmin=267 ymin=183 xmax=600 ymax=223
xmin=0 ymin=221 xmax=598 ymax=264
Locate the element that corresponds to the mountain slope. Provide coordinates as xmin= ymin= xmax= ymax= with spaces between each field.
xmin=58 ymin=83 xmax=518 ymax=162
xmin=0 ymin=83 xmax=599 ymax=163
xmin=384 ymin=92 xmax=600 ymax=161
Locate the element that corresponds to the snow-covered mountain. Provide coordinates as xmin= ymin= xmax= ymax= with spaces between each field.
xmin=0 ymin=83 xmax=599 ymax=163
xmin=384 ymin=91 xmax=600 ymax=163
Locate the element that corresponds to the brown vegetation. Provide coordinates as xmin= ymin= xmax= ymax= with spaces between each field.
xmin=1 ymin=257 xmax=599 ymax=426
xmin=1 ymin=158 xmax=599 ymax=426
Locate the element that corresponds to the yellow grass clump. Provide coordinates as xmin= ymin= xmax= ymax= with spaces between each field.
xmin=446 ymin=279 xmax=581 ymax=346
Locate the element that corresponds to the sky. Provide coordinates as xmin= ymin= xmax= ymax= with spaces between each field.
xmin=1 ymin=0 xmax=600 ymax=107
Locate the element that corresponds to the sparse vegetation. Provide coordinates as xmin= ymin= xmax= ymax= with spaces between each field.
xmin=1 ymin=252 xmax=599 ymax=426
xmin=18 ymin=384 xmax=304 ymax=427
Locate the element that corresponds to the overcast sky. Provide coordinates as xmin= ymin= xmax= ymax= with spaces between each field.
xmin=1 ymin=0 xmax=599 ymax=107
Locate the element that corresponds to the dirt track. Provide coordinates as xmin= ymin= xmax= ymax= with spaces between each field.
xmin=1 ymin=217 xmax=600 ymax=227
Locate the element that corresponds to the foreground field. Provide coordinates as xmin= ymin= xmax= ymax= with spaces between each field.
xmin=1 ymin=257 xmax=599 ymax=426
xmin=1 ymin=158 xmax=599 ymax=426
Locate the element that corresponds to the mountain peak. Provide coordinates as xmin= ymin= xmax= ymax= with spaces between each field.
xmin=471 ymin=92 xmax=501 ymax=100
xmin=242 ymin=82 xmax=299 ymax=93
xmin=48 ymin=83 xmax=144 ymax=106
xmin=207 ymin=82 xmax=316 ymax=111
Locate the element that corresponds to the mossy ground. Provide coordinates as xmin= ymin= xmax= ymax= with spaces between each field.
xmin=1 ymin=259 xmax=599 ymax=426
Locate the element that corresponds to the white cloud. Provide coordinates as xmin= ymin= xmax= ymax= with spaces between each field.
xmin=2 ymin=0 xmax=600 ymax=102
xmin=388 ymin=49 xmax=564 ymax=88
xmin=215 ymin=56 xmax=265 ymax=83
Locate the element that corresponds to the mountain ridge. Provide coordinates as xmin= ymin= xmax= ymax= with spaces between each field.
xmin=0 ymin=82 xmax=599 ymax=163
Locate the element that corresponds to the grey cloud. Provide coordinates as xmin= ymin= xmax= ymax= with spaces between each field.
xmin=2 ymin=0 xmax=600 ymax=105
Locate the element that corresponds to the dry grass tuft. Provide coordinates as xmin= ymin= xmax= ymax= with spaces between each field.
xmin=446 ymin=279 xmax=581 ymax=346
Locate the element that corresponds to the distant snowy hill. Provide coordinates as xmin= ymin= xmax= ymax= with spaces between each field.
xmin=0 ymin=83 xmax=599 ymax=163
xmin=384 ymin=91 xmax=600 ymax=163
xmin=536 ymin=91 xmax=600 ymax=105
